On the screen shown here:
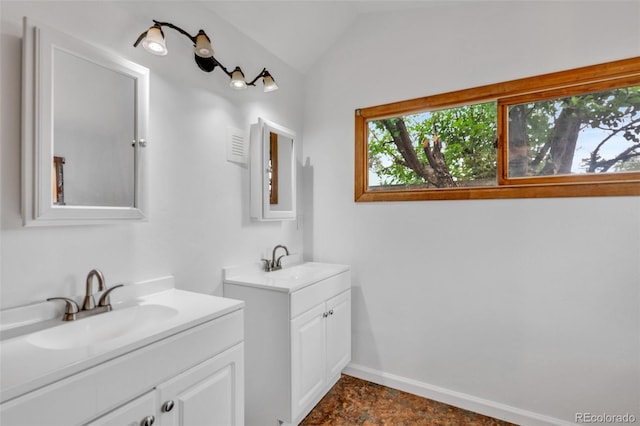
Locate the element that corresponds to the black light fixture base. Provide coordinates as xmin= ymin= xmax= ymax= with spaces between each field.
xmin=194 ymin=55 xmax=217 ymax=73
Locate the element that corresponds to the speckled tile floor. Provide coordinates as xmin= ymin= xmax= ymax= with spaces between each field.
xmin=300 ymin=375 xmax=518 ymax=426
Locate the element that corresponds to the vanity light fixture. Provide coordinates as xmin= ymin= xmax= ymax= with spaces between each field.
xmin=134 ymin=20 xmax=278 ymax=92
xmin=262 ymin=71 xmax=278 ymax=92
xmin=140 ymin=24 xmax=167 ymax=56
xmin=229 ymin=66 xmax=247 ymax=90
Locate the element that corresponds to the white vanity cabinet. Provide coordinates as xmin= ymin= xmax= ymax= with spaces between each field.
xmin=291 ymin=290 xmax=351 ymax=416
xmin=86 ymin=343 xmax=244 ymax=426
xmin=155 ymin=343 xmax=243 ymax=426
xmin=223 ymin=262 xmax=351 ymax=426
xmin=0 ymin=287 xmax=244 ymax=426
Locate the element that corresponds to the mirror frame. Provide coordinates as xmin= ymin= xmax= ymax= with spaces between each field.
xmin=250 ymin=118 xmax=296 ymax=221
xmin=22 ymin=17 xmax=149 ymax=226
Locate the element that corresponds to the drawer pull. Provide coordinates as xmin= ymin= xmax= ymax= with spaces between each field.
xmin=162 ymin=400 xmax=175 ymax=412
xmin=140 ymin=415 xmax=155 ymax=426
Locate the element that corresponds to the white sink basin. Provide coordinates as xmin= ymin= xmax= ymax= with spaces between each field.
xmin=25 ymin=304 xmax=178 ymax=350
xmin=223 ymin=261 xmax=350 ymax=292
xmin=1 ymin=279 xmax=245 ymax=403
xmin=267 ymin=263 xmax=339 ymax=281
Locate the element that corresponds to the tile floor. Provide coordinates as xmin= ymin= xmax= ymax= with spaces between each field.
xmin=300 ymin=375 xmax=517 ymax=425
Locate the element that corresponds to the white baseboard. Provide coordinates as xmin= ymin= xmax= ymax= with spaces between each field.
xmin=343 ymin=363 xmax=576 ymax=426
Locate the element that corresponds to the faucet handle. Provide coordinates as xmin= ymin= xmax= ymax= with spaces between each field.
xmin=261 ymin=259 xmax=272 ymax=272
xmin=47 ymin=297 xmax=80 ymax=321
xmin=275 ymin=254 xmax=287 ymax=268
xmin=98 ymin=284 xmax=124 ymax=309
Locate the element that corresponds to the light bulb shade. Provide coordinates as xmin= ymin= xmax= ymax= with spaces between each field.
xmin=262 ymin=72 xmax=278 ymax=92
xmin=194 ymin=31 xmax=213 ymax=58
xmin=142 ymin=26 xmax=167 ymax=56
xmin=230 ymin=67 xmax=247 ymax=89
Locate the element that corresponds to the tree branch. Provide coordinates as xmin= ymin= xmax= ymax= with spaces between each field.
xmin=380 ymin=119 xmax=438 ymax=185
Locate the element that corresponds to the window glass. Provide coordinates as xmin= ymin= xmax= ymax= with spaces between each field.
xmin=507 ymin=85 xmax=640 ymax=178
xmin=368 ymin=102 xmax=497 ymax=190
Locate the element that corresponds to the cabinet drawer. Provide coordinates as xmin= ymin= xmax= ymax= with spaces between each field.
xmin=290 ymin=271 xmax=350 ymax=319
xmin=84 ymin=390 xmax=156 ymax=426
xmin=0 ymin=310 xmax=243 ymax=426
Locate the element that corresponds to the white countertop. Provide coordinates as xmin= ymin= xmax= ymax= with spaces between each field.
xmin=0 ymin=279 xmax=243 ymax=403
xmin=223 ymin=261 xmax=350 ymax=293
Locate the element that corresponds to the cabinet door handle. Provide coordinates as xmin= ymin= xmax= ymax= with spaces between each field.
xmin=329 ymin=309 xmax=334 ymax=316
xmin=162 ymin=400 xmax=175 ymax=412
xmin=140 ymin=415 xmax=155 ymax=426
xmin=322 ymin=312 xmax=329 ymax=318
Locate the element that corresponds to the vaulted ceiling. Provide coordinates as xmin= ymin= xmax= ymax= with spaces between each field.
xmin=200 ymin=1 xmax=443 ymax=74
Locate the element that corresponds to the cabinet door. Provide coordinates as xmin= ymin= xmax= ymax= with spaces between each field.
xmin=326 ymin=290 xmax=351 ymax=379
xmin=156 ymin=343 xmax=244 ymax=426
xmin=290 ymin=303 xmax=326 ymax=419
xmin=85 ymin=391 xmax=156 ymax=426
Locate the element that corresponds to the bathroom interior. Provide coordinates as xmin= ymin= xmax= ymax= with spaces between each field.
xmin=1 ymin=1 xmax=639 ymax=425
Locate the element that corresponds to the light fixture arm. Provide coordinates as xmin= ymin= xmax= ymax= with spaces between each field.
xmin=151 ymin=20 xmax=197 ymax=44
xmin=212 ymin=61 xmax=234 ymax=79
xmin=247 ymin=68 xmax=268 ymax=87
xmin=134 ymin=19 xmax=277 ymax=91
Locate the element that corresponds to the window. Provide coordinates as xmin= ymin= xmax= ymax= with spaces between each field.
xmin=355 ymin=57 xmax=640 ymax=201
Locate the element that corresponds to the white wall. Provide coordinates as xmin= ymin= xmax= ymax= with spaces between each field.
xmin=0 ymin=1 xmax=304 ymax=308
xmin=302 ymin=1 xmax=640 ymax=425
xmin=2 ymin=1 xmax=639 ymax=424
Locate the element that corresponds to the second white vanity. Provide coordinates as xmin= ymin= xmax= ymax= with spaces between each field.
xmin=223 ymin=261 xmax=351 ymax=426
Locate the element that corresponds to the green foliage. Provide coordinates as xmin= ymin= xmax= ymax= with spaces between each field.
xmin=516 ymin=85 xmax=640 ymax=175
xmin=368 ymin=103 xmax=497 ymax=186
xmin=368 ymin=84 xmax=640 ymax=186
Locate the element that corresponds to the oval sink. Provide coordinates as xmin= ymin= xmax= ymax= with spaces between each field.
xmin=26 ymin=304 xmax=178 ymax=350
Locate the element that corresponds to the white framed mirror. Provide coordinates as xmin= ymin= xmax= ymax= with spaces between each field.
xmin=250 ymin=118 xmax=296 ymax=221
xmin=22 ymin=17 xmax=149 ymax=226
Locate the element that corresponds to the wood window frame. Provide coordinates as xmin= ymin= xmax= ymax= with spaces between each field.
xmin=355 ymin=57 xmax=640 ymax=202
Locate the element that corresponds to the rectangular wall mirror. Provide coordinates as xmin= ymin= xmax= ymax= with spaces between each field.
xmin=250 ymin=118 xmax=296 ymax=221
xmin=22 ymin=17 xmax=149 ymax=226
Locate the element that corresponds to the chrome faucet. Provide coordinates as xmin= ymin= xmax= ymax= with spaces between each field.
xmin=83 ymin=269 xmax=105 ymax=310
xmin=48 ymin=269 xmax=124 ymax=321
xmin=273 ymin=245 xmax=289 ymax=269
xmin=261 ymin=244 xmax=289 ymax=272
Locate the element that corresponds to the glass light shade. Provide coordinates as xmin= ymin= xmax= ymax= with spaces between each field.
xmin=194 ymin=32 xmax=213 ymax=58
xmin=142 ymin=27 xmax=167 ymax=56
xmin=263 ymin=74 xmax=278 ymax=92
xmin=230 ymin=68 xmax=247 ymax=90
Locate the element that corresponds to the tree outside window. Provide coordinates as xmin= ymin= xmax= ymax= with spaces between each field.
xmin=355 ymin=57 xmax=640 ymax=201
